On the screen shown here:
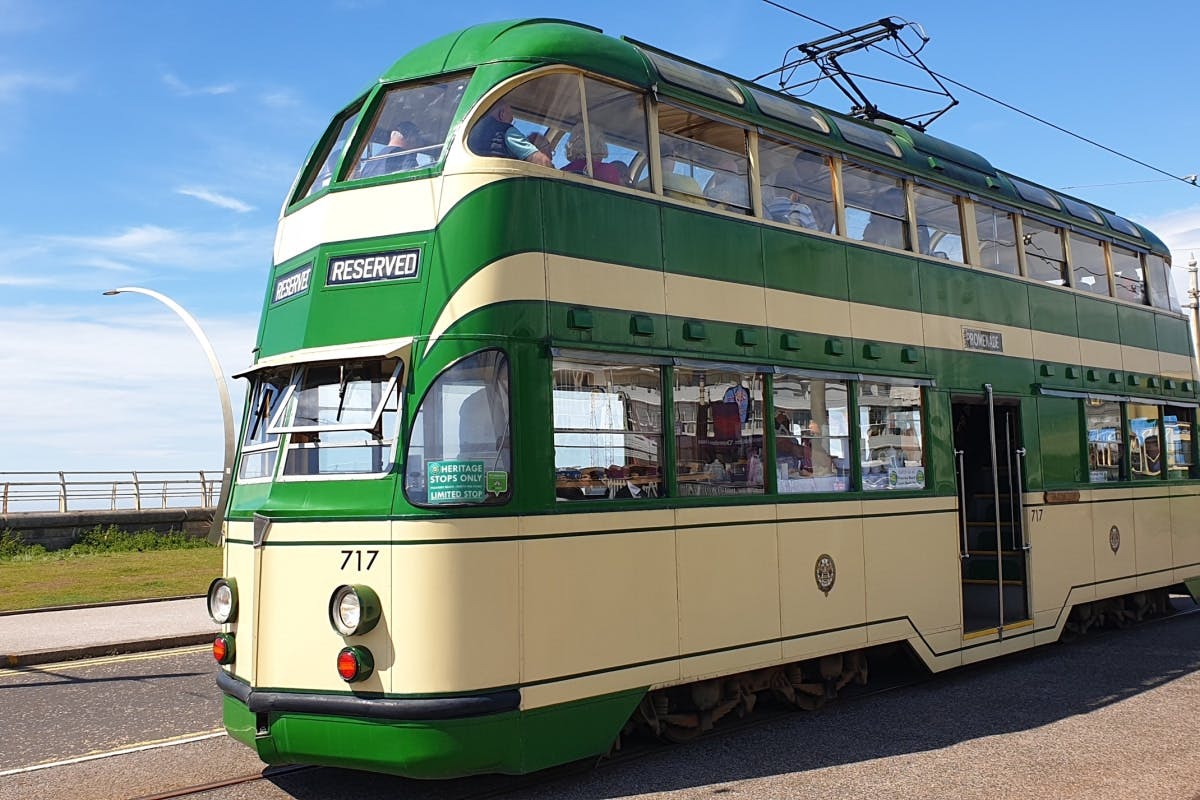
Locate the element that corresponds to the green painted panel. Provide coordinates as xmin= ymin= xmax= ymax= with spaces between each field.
xmin=919 ymin=260 xmax=1030 ymax=328
xmin=229 ymin=477 xmax=398 ymax=520
xmin=764 ymin=328 xmax=853 ymax=370
xmin=847 ymin=246 xmax=920 ymax=312
xmin=549 ymin=303 xmax=668 ymax=351
xmin=1076 ymin=296 xmax=1119 ymax=344
xmin=849 ymin=338 xmax=926 ymax=376
xmin=924 ymin=390 xmax=956 ymax=495
xmin=667 ymin=317 xmax=766 ymax=360
xmin=542 ymin=182 xmax=662 ymax=268
xmin=1117 ymin=305 xmax=1159 ymax=351
xmin=222 ymin=695 xmax=257 ymax=750
xmin=1036 ymin=396 xmax=1083 ymax=486
xmin=662 ymin=207 xmax=764 ymax=284
xmin=518 ymin=688 xmax=643 ymax=773
xmin=923 ymin=348 xmax=1031 ymax=395
xmin=1028 ymin=285 xmax=1077 ymax=337
xmin=762 ymin=228 xmax=849 ymax=300
xmin=1156 ymin=314 xmax=1193 ymax=357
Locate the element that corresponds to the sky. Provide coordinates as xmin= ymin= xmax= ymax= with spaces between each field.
xmin=3 ymin=0 xmax=1200 ymax=475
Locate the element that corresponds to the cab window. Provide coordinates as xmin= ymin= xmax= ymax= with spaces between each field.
xmin=350 ymin=74 xmax=469 ymax=180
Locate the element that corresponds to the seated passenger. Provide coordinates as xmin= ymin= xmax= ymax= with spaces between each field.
xmin=467 ymin=100 xmax=553 ymax=167
xmin=765 ymin=168 xmax=819 ymax=230
xmin=527 ymin=131 xmax=554 ymax=161
xmin=358 ymin=122 xmax=420 ymax=178
xmin=862 ymin=187 xmax=907 ymax=248
xmin=562 ymin=122 xmax=623 ymax=185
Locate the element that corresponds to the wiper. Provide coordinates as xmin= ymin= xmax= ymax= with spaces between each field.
xmin=334 ymin=365 xmax=349 ymax=422
xmin=248 ymin=389 xmax=272 ymax=440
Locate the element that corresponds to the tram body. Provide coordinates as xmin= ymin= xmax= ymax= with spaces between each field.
xmin=209 ymin=19 xmax=1200 ymax=778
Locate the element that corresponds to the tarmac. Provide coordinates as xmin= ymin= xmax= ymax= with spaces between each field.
xmin=0 ymin=597 xmax=216 ymax=667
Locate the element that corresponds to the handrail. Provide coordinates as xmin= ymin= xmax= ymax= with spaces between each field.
xmin=0 ymin=471 xmax=222 ymax=514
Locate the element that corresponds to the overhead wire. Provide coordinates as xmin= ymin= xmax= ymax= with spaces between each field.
xmin=758 ymin=0 xmax=1196 ymax=189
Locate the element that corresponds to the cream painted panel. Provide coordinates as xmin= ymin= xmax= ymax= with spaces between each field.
xmin=778 ymin=517 xmax=866 ymax=654
xmin=1170 ymin=490 xmax=1200 ymax=571
xmin=675 ymin=504 xmax=775 ymax=527
xmin=521 ymin=662 xmax=679 ymax=711
xmin=1032 ymin=330 xmax=1082 ymax=366
xmin=1092 ymin=496 xmax=1136 ymax=598
xmin=1122 ymin=344 xmax=1164 ymax=378
xmin=547 ymin=255 xmax=665 ymax=315
xmin=676 ymin=523 xmax=780 ymax=655
xmin=395 ymin=516 xmax=519 ymax=543
xmin=664 ymin=273 xmax=767 ymax=327
xmin=518 ymin=508 xmax=676 ymax=538
xmin=765 ymin=289 xmax=851 ymax=337
xmin=223 ymin=533 xmax=258 ymax=684
xmin=863 ymin=512 xmax=960 ymax=638
xmin=848 ymin=303 xmax=925 ymax=347
xmin=861 ymin=496 xmax=956 ymax=517
xmin=1028 ymin=502 xmax=1095 ymax=615
xmin=389 ymin=541 xmax=518 ymax=693
xmin=776 ymin=499 xmax=863 ymax=522
xmin=522 ymin=531 xmax=679 ymax=684
xmin=921 ymin=315 xmax=1033 ymax=359
xmin=255 ymin=539 xmax=394 ymax=694
xmin=681 ymin=643 xmax=784 ymax=681
xmin=426 ymin=252 xmax=547 ymax=347
xmin=1078 ymin=339 xmax=1123 ymax=373
xmin=1160 ymin=351 xmax=1195 ymax=381
xmin=274 ymin=180 xmax=441 ymax=264
xmin=961 ymin=631 xmax=1036 ymax=666
xmin=1134 ymin=498 xmax=1174 ymax=590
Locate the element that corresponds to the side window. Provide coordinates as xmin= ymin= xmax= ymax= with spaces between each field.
xmin=974 ymin=204 xmax=1020 ymax=275
xmin=570 ymin=78 xmax=648 ymax=188
xmin=655 ymin=104 xmax=750 ymax=213
xmin=1146 ymin=254 xmax=1181 ymax=312
xmin=859 ymin=382 xmax=925 ymax=491
xmin=552 ymin=361 xmax=663 ymax=501
xmin=1086 ymin=399 xmax=1122 ymax=482
xmin=1023 ymin=219 xmax=1067 ymax=286
xmin=296 ymin=105 xmax=362 ymax=202
xmin=913 ymin=185 xmax=963 ymax=262
xmin=404 ymin=350 xmax=512 ymax=506
xmin=350 ymin=74 xmax=469 ymax=180
xmin=773 ymin=374 xmax=850 ymax=493
xmin=759 ymin=138 xmax=835 ymax=233
xmin=467 ymin=74 xmax=578 ymax=166
xmin=238 ymin=368 xmax=290 ymax=481
xmin=1111 ymin=245 xmax=1148 ymax=304
xmin=675 ymin=367 xmax=764 ymax=495
xmin=1164 ymin=406 xmax=1195 ymax=479
xmin=1128 ymin=403 xmax=1162 ymax=480
xmin=1069 ymin=233 xmax=1110 ymax=296
xmin=843 ymin=164 xmax=908 ymax=250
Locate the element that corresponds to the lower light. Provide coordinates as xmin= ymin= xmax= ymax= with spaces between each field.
xmin=336 ymin=646 xmax=374 ymax=682
xmin=212 ymin=633 xmax=236 ymax=665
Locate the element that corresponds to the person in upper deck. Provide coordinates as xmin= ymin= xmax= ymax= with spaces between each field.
xmin=862 ymin=187 xmax=907 ymax=249
xmin=562 ymin=122 xmax=623 ymax=185
xmin=358 ymin=122 xmax=421 ymax=178
xmin=467 ymin=100 xmax=553 ymax=167
xmin=764 ymin=167 xmax=819 ymax=230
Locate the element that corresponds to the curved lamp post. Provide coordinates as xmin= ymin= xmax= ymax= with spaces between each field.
xmin=103 ymin=287 xmax=234 ymax=545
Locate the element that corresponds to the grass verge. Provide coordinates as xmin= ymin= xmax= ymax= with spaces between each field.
xmin=0 ymin=527 xmax=221 ymax=612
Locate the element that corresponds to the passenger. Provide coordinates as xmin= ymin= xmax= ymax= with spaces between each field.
xmin=527 ymin=131 xmax=554 ymax=162
xmin=862 ymin=187 xmax=907 ymax=248
xmin=791 ymin=153 xmax=836 ymax=232
xmin=562 ymin=122 xmax=623 ymax=185
xmin=1143 ymin=434 xmax=1162 ymax=475
xmin=704 ymin=154 xmax=747 ymax=211
xmin=611 ymin=160 xmax=632 ymax=187
xmin=358 ymin=122 xmax=420 ymax=178
xmin=467 ymin=100 xmax=553 ymax=167
xmin=764 ymin=168 xmax=819 ymax=230
xmin=641 ymin=140 xmax=704 ymax=203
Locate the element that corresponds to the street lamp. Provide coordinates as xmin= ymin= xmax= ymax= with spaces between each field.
xmin=1190 ymin=254 xmax=1200 ymax=376
xmin=103 ymin=287 xmax=234 ymax=545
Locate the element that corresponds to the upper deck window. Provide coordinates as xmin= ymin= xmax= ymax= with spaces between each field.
xmin=1101 ymin=210 xmax=1143 ymax=239
xmin=974 ymin=204 xmax=1020 ymax=275
xmin=350 ymin=74 xmax=469 ymax=181
xmin=640 ymin=49 xmax=744 ymax=105
xmin=843 ymin=164 xmax=908 ymax=249
xmin=1009 ymin=177 xmax=1061 ymax=211
xmin=913 ymin=185 xmax=964 ymax=262
xmin=1023 ymin=219 xmax=1067 ymax=286
xmin=295 ymin=104 xmax=362 ymax=202
xmin=760 ymin=137 xmax=835 ymax=233
xmin=1069 ymin=233 xmax=1109 ymax=296
xmin=656 ymin=104 xmax=750 ymax=213
xmin=835 ymin=120 xmax=902 ymax=158
xmin=746 ymin=87 xmax=829 ymax=134
xmin=1111 ymin=245 xmax=1147 ymax=304
xmin=1058 ymin=195 xmax=1105 ymax=226
xmin=1146 ymin=254 xmax=1182 ymax=313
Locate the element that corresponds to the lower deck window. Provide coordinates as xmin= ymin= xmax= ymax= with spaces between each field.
xmin=674 ymin=367 xmax=765 ymax=496
xmin=1128 ymin=403 xmax=1162 ymax=480
xmin=859 ymin=381 xmax=925 ymax=491
xmin=553 ymin=360 xmax=663 ymax=501
xmin=1086 ymin=399 xmax=1122 ymax=482
xmin=1164 ymin=406 xmax=1196 ymax=479
xmin=773 ymin=374 xmax=850 ymax=493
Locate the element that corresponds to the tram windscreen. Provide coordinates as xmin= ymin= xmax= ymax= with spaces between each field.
xmin=349 ymin=73 xmax=470 ymax=180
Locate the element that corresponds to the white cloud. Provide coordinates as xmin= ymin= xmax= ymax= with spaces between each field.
xmin=177 ymin=186 xmax=255 ymax=213
xmin=261 ymin=89 xmax=302 ymax=109
xmin=0 ymin=71 xmax=73 ymax=102
xmin=162 ymin=72 xmax=236 ymax=97
xmin=0 ymin=304 xmax=257 ymax=472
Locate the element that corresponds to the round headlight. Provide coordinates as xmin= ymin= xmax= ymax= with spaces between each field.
xmin=207 ymin=578 xmax=238 ymax=624
xmin=328 ymin=585 xmax=381 ymax=636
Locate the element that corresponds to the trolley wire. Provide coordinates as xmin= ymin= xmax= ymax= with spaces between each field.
xmin=758 ymin=0 xmax=1197 ymax=190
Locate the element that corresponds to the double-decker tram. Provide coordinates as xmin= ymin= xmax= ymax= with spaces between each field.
xmin=208 ymin=19 xmax=1200 ymax=778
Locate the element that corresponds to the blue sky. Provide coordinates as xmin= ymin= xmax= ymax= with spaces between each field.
xmin=2 ymin=0 xmax=1199 ymax=474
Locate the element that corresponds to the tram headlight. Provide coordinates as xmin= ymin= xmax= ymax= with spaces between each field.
xmin=207 ymin=578 xmax=238 ymax=624
xmin=328 ymin=585 xmax=381 ymax=636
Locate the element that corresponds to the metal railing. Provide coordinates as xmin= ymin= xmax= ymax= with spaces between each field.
xmin=0 ymin=471 xmax=222 ymax=514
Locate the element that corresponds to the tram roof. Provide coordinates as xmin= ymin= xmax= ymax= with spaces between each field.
xmin=376 ymin=19 xmax=1168 ymax=255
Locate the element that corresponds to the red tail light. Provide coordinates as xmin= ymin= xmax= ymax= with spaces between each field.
xmin=212 ymin=634 xmax=235 ymax=665
xmin=336 ymin=646 xmax=374 ymax=682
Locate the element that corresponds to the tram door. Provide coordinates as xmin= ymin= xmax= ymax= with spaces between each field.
xmin=953 ymin=386 xmax=1031 ymax=635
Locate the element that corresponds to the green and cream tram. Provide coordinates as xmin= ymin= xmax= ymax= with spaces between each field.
xmin=207 ymin=18 xmax=1200 ymax=778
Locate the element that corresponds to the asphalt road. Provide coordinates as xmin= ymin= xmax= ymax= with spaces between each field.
xmin=2 ymin=606 xmax=1199 ymax=800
